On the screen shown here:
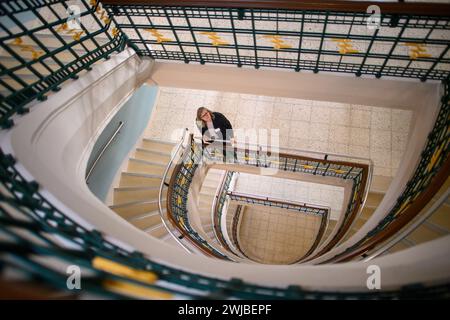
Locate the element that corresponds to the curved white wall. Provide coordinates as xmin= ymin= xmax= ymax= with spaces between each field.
xmin=2 ymin=50 xmax=449 ymax=291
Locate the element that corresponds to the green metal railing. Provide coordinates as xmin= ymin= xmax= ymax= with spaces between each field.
xmin=2 ymin=150 xmax=449 ymax=298
xmin=206 ymin=143 xmax=369 ymax=257
xmin=227 ymin=191 xmax=329 ymax=216
xmin=103 ymin=2 xmax=450 ymax=81
xmin=229 ymin=204 xmax=252 ymax=260
xmin=0 ymin=148 xmax=289 ymax=299
xmin=212 ymin=170 xmax=235 ymax=252
xmin=0 ymin=0 xmax=128 ymax=129
xmin=323 ymin=78 xmax=450 ymax=263
xmin=1 ymin=0 xmax=450 ymax=299
xmin=225 ymin=191 xmax=330 ymax=262
xmin=1 ymin=1 xmax=449 ymax=129
xmin=166 ymin=134 xmax=231 ymax=260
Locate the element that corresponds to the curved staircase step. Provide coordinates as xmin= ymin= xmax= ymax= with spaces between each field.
xmin=135 ymin=148 xmax=171 ymax=164
xmin=127 ymin=158 xmax=167 ymax=175
xmin=146 ymin=224 xmax=168 ymax=238
xmin=113 ymin=186 xmax=164 ymax=203
xmin=119 ymin=172 xmax=163 ymax=187
xmin=140 ymin=138 xmax=176 ymax=153
xmin=109 ymin=200 xmax=162 ymax=219
xmin=129 ymin=211 xmax=162 ymax=230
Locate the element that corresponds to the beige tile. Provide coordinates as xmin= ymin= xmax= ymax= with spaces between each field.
xmin=350 ymin=127 xmax=370 ymax=147
xmin=374 ymin=166 xmax=392 ymax=177
xmin=370 ymin=129 xmax=392 ymax=149
xmin=238 ymin=99 xmax=257 ymax=117
xmin=351 ymin=104 xmax=372 ymax=112
xmin=392 ymin=131 xmax=409 ymax=151
xmin=350 ymin=108 xmax=371 ymax=128
xmin=309 ymin=140 xmax=329 ymax=152
xmin=291 ymin=105 xmax=312 ymax=122
xmin=270 ymin=118 xmax=290 ymax=130
xmin=273 ymin=102 xmax=293 ymax=120
xmin=370 ymin=147 xmax=392 ymax=168
xmin=328 ymin=143 xmax=349 ymax=155
xmin=289 ymin=120 xmax=311 ymax=139
xmin=349 ymin=145 xmax=370 ymax=158
xmin=391 ymin=149 xmax=404 ymax=169
xmin=310 ymin=106 xmax=331 ymax=124
xmin=329 ymin=125 xmax=350 ymax=144
xmin=310 ymin=123 xmax=330 ymax=142
xmin=255 ymin=101 xmax=274 ymax=118
xmin=371 ymin=107 xmax=392 ymax=130
xmin=253 ymin=117 xmax=272 ymax=130
xmin=329 ymin=107 xmax=351 ymax=126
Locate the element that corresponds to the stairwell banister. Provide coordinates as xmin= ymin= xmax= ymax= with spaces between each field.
xmin=86 ymin=121 xmax=124 ymax=181
xmin=101 ymin=0 xmax=450 ymax=16
xmin=158 ymin=127 xmax=193 ymax=253
xmin=363 ymin=186 xmax=450 ymax=262
xmin=210 ymin=170 xmax=228 ymax=247
xmin=166 ymin=133 xmax=233 ymax=260
xmin=227 ymin=190 xmax=330 ymax=216
xmin=211 ymin=170 xmax=237 ymax=253
xmin=224 ymin=190 xmax=331 ymax=262
xmin=198 ymin=136 xmax=373 ymax=220
xmin=196 ymin=135 xmax=372 ymax=256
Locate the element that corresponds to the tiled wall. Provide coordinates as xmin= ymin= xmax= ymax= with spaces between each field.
xmin=234 ymin=173 xmax=344 ymax=220
xmin=238 ymin=204 xmax=322 ymax=264
xmin=146 ymin=86 xmax=413 ymax=177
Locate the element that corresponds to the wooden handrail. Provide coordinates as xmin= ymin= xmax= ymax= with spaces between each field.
xmin=302 ymin=163 xmax=369 ymax=261
xmin=213 ymin=171 xmax=235 ymax=251
xmin=230 ymin=205 xmax=252 ymax=260
xmin=293 ymin=207 xmax=329 ymax=263
xmin=327 ymin=153 xmax=450 ymax=263
xmin=165 ymin=137 xmax=228 ymax=260
xmin=213 ymin=144 xmax=370 ymax=260
xmin=228 ymin=191 xmax=329 ymax=213
xmin=230 ymin=145 xmax=369 ymax=170
xmin=102 ymin=0 xmax=450 ymax=16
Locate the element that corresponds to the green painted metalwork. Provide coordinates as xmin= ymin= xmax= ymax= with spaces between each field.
xmin=2 ymin=149 xmax=449 ymax=299
xmin=212 ymin=170 xmax=235 ymax=252
xmin=227 ymin=192 xmax=328 ymax=216
xmin=1 ymin=0 xmax=450 ymax=299
xmin=168 ymin=136 xmax=231 ymax=260
xmin=324 ymin=78 xmax=450 ymax=262
xmin=104 ymin=5 xmax=450 ymax=81
xmin=1 ymin=149 xmax=449 ymax=298
xmin=206 ymin=145 xmax=368 ymax=251
xmin=0 ymin=0 xmax=128 ymax=129
xmin=230 ymin=205 xmax=246 ymax=257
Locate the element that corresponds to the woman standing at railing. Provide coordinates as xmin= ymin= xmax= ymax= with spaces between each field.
xmin=196 ymin=107 xmax=234 ymax=161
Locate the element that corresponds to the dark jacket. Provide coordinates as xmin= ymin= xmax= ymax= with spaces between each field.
xmin=201 ymin=112 xmax=233 ymax=143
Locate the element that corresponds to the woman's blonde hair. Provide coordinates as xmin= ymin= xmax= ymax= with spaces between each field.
xmin=196 ymin=107 xmax=215 ymax=128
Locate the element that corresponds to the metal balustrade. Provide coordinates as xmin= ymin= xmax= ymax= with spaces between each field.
xmin=230 ymin=205 xmax=249 ymax=259
xmin=0 ymin=0 xmax=128 ymax=129
xmin=205 ymin=142 xmax=370 ymax=258
xmin=227 ymin=191 xmax=329 ymax=216
xmin=166 ymin=134 xmax=231 ymax=260
xmin=224 ymin=190 xmax=331 ymax=262
xmin=1 ymin=142 xmax=450 ymax=298
xmin=1 ymin=1 xmax=449 ymax=131
xmin=1 ymin=0 xmax=450 ymax=299
xmin=103 ymin=1 xmax=450 ymax=82
xmin=212 ymin=170 xmax=235 ymax=252
xmin=324 ymin=78 xmax=450 ymax=263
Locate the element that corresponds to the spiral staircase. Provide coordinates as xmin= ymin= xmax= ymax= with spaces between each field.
xmin=0 ymin=0 xmax=450 ymax=299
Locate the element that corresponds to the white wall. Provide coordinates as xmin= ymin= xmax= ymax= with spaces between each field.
xmin=150 ymin=62 xmax=438 ymax=110
xmin=2 ymin=54 xmax=449 ymax=291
